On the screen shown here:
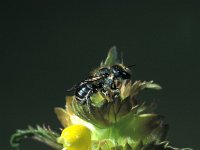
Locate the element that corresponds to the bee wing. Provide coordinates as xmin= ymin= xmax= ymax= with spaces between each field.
xmin=67 ymin=75 xmax=105 ymax=92
xmin=89 ymin=66 xmax=103 ymax=76
xmin=84 ymin=76 xmax=104 ymax=82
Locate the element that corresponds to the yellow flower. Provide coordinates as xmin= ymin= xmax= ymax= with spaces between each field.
xmin=57 ymin=124 xmax=91 ymax=150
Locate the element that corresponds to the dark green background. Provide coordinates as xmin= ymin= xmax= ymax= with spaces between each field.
xmin=1 ymin=1 xmax=199 ymax=150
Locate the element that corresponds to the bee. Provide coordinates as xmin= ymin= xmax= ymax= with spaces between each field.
xmin=92 ymin=64 xmax=132 ymax=100
xmin=67 ymin=64 xmax=133 ymax=108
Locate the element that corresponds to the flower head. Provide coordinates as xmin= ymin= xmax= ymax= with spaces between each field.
xmin=55 ymin=47 xmax=171 ymax=149
xmin=10 ymin=46 xmax=193 ymax=150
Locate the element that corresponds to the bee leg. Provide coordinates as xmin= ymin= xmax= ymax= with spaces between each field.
xmin=75 ymin=96 xmax=85 ymax=104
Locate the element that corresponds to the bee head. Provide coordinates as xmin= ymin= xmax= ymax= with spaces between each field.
xmin=111 ymin=64 xmax=132 ymax=79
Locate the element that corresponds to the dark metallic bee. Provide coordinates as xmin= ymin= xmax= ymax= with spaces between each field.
xmin=93 ymin=64 xmax=131 ymax=100
xmin=68 ymin=64 xmax=132 ymax=108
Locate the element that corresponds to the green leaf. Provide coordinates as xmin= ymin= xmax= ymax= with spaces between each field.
xmin=101 ymin=46 xmax=119 ymax=67
xmin=10 ymin=125 xmax=62 ymax=150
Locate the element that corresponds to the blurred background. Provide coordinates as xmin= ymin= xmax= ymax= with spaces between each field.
xmin=1 ymin=1 xmax=200 ymax=149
